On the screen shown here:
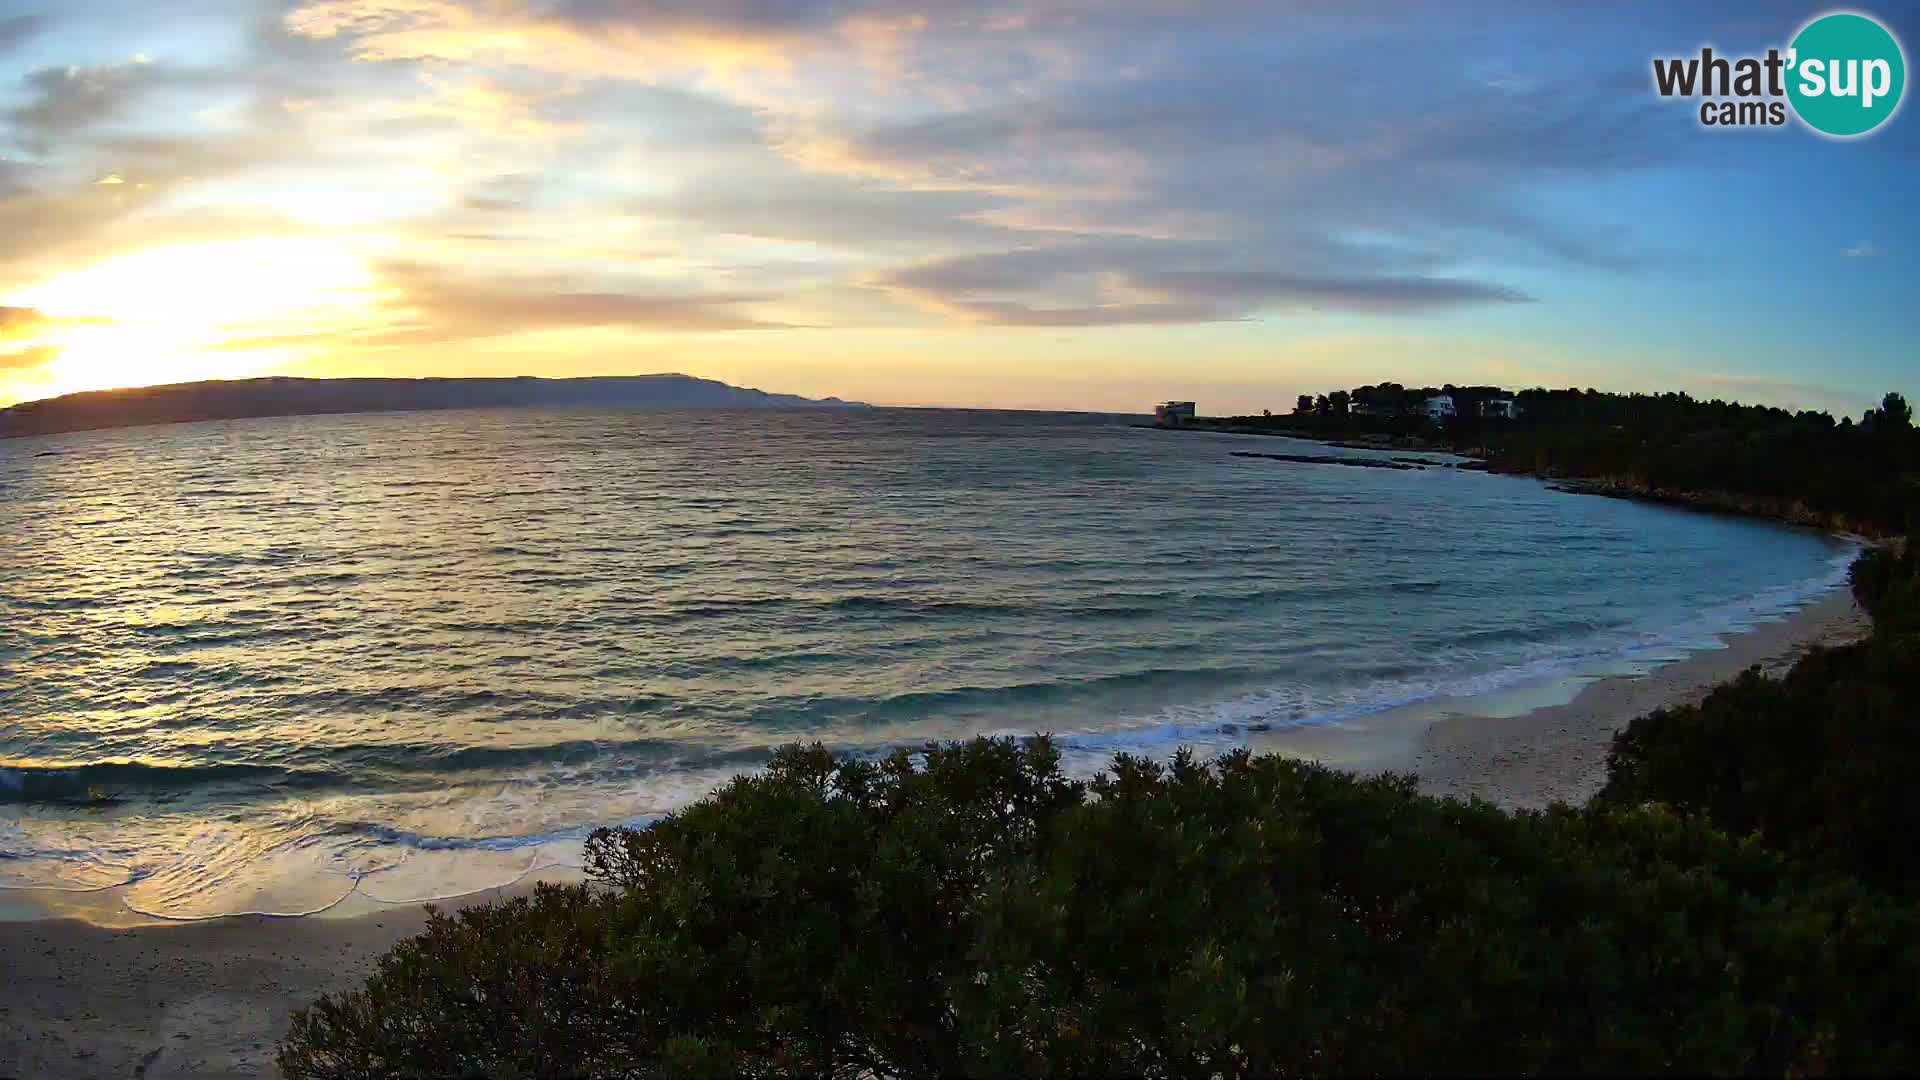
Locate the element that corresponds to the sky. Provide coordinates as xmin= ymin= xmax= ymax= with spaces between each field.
xmin=0 ymin=1 xmax=1913 ymax=414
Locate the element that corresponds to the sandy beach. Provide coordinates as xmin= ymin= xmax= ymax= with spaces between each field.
xmin=0 ymin=588 xmax=1872 ymax=1078
xmin=1411 ymin=588 xmax=1870 ymax=809
xmin=0 ymin=905 xmax=435 ymax=1078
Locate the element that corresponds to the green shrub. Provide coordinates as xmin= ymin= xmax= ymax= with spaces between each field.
xmin=282 ymin=738 xmax=1920 ymax=1078
xmin=1600 ymin=543 xmax=1920 ymax=897
xmin=1851 ymin=542 xmax=1920 ymax=634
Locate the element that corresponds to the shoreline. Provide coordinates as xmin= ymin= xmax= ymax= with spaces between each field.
xmin=0 ymin=878 xmax=577 ymax=1078
xmin=0 ymin=594 xmax=1879 ymax=1077
xmin=1407 ymin=587 xmax=1868 ymax=808
xmin=0 ymin=861 xmax=589 ymax=930
xmin=1142 ymin=422 xmax=1898 ymax=541
xmin=0 ymin=578 xmax=1871 ymax=1075
xmin=1135 ymin=419 xmax=1462 ymax=456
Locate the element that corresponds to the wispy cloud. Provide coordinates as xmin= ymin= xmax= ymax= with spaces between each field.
xmin=869 ymin=240 xmax=1530 ymax=327
xmin=391 ymin=74 xmax=584 ymax=141
xmin=0 ymin=343 xmax=58 ymax=371
xmin=7 ymin=61 xmax=165 ymax=152
xmin=1843 ymin=241 xmax=1884 ymax=258
xmin=0 ymin=1 xmax=1912 ymax=410
xmin=0 ymin=14 xmax=43 ymax=56
xmin=365 ymin=261 xmax=792 ymax=343
xmin=0 ymin=304 xmax=105 ymax=342
xmin=0 ymin=305 xmax=51 ymax=339
xmin=0 ymin=305 xmax=64 ymax=373
xmin=10 ymin=0 xmax=1676 ymax=337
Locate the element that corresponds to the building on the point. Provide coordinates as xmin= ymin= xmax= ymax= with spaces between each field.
xmin=1479 ymin=396 xmax=1522 ymax=420
xmin=1155 ymin=401 xmax=1197 ymax=427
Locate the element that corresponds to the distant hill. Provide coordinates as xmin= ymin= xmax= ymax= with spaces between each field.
xmin=0 ymin=375 xmax=868 ymax=439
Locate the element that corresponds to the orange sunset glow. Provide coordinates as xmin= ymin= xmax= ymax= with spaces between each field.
xmin=0 ymin=2 xmax=1911 ymax=415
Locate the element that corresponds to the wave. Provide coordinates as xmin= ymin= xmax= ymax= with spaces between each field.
xmin=0 ymin=762 xmax=348 ymax=805
xmin=351 ymin=738 xmax=762 ymax=776
xmin=118 ymin=887 xmax=362 ymax=922
xmin=3 ymin=548 xmax=1855 ymax=815
xmin=3 ymin=408 xmax=1866 ymax=923
xmin=632 ymin=579 xmax=1450 ymax=625
xmin=1041 ymin=545 xmax=1861 ymax=766
xmin=179 ymin=487 xmax=278 ymax=499
xmin=327 ymin=819 xmax=597 ymax=853
xmin=728 ymin=665 xmax=1269 ymax=730
xmin=9 ymin=595 xmax=109 ymax=612
xmin=1 ymin=550 xmax=1855 ymax=918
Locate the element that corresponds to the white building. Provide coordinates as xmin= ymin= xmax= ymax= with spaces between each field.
xmin=1155 ymin=401 xmax=1197 ymax=427
xmin=1479 ymin=397 xmax=1521 ymax=420
xmin=1424 ymin=394 xmax=1456 ymax=421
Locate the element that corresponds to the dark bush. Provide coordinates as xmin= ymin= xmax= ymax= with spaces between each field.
xmin=1600 ymin=539 xmax=1920 ymax=896
xmin=1598 ymin=635 xmax=1920 ymax=897
xmin=281 ymin=738 xmax=1920 ymax=1078
xmin=1248 ymin=386 xmax=1920 ymax=535
xmin=1851 ymin=541 xmax=1920 ymax=634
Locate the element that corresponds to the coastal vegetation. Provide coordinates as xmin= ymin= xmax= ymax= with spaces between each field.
xmin=1598 ymin=542 xmax=1920 ymax=897
xmin=280 ymin=392 xmax=1920 ymax=1077
xmin=1209 ymin=385 xmax=1919 ymax=536
xmin=282 ymin=544 xmax=1920 ymax=1077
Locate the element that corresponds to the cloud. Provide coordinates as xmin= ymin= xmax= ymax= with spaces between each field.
xmin=6 ymin=61 xmax=176 ymax=152
xmin=9 ymin=0 xmax=1901 ymax=409
xmin=0 ymin=10 xmax=460 ymax=284
xmin=282 ymin=0 xmax=1670 ymax=287
xmin=462 ymin=173 xmax=541 ymax=213
xmin=549 ymin=0 xmax=853 ymax=38
xmin=283 ymin=0 xmax=825 ymax=74
xmin=1140 ymin=269 xmax=1531 ymax=313
xmin=285 ymin=0 xmax=923 ymax=60
xmin=0 ymin=305 xmax=53 ymax=339
xmin=0 ymin=14 xmax=45 ymax=55
xmin=0 ymin=301 xmax=73 ymax=375
xmin=869 ymin=243 xmax=1529 ymax=326
xmin=392 ymin=74 xmax=584 ymax=140
xmin=760 ymin=35 xmax=1672 ymax=272
xmin=367 ymin=260 xmax=793 ymax=342
xmin=0 ymin=142 xmax=296 ymax=290
xmin=652 ymin=171 xmax=1013 ymax=253
xmin=0 ymin=344 xmax=58 ymax=371
xmin=0 ymin=304 xmax=104 ymax=344
xmin=1843 ymin=241 xmax=1883 ymax=258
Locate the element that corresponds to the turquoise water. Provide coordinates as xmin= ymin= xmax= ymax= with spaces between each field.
xmin=0 ymin=408 xmax=1854 ymax=919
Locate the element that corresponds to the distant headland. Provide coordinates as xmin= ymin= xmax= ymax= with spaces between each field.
xmin=0 ymin=375 xmax=868 ymax=439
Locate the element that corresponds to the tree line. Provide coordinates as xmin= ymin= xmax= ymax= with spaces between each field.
xmin=1235 ymin=385 xmax=1918 ymax=536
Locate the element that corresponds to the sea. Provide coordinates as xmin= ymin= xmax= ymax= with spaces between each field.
xmin=0 ymin=407 xmax=1856 ymax=920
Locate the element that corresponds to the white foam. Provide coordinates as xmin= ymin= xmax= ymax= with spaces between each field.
xmin=0 ymin=545 xmax=1862 ymax=921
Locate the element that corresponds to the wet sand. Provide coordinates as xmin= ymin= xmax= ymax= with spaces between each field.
xmin=0 ymin=877 xmax=584 ymax=1079
xmin=0 ymin=590 xmax=1871 ymax=1078
xmin=0 ymin=905 xmax=435 ymax=1078
xmin=1409 ymin=588 xmax=1869 ymax=808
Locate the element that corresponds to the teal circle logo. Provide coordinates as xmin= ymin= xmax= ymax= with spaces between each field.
xmin=1787 ymin=12 xmax=1906 ymax=137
